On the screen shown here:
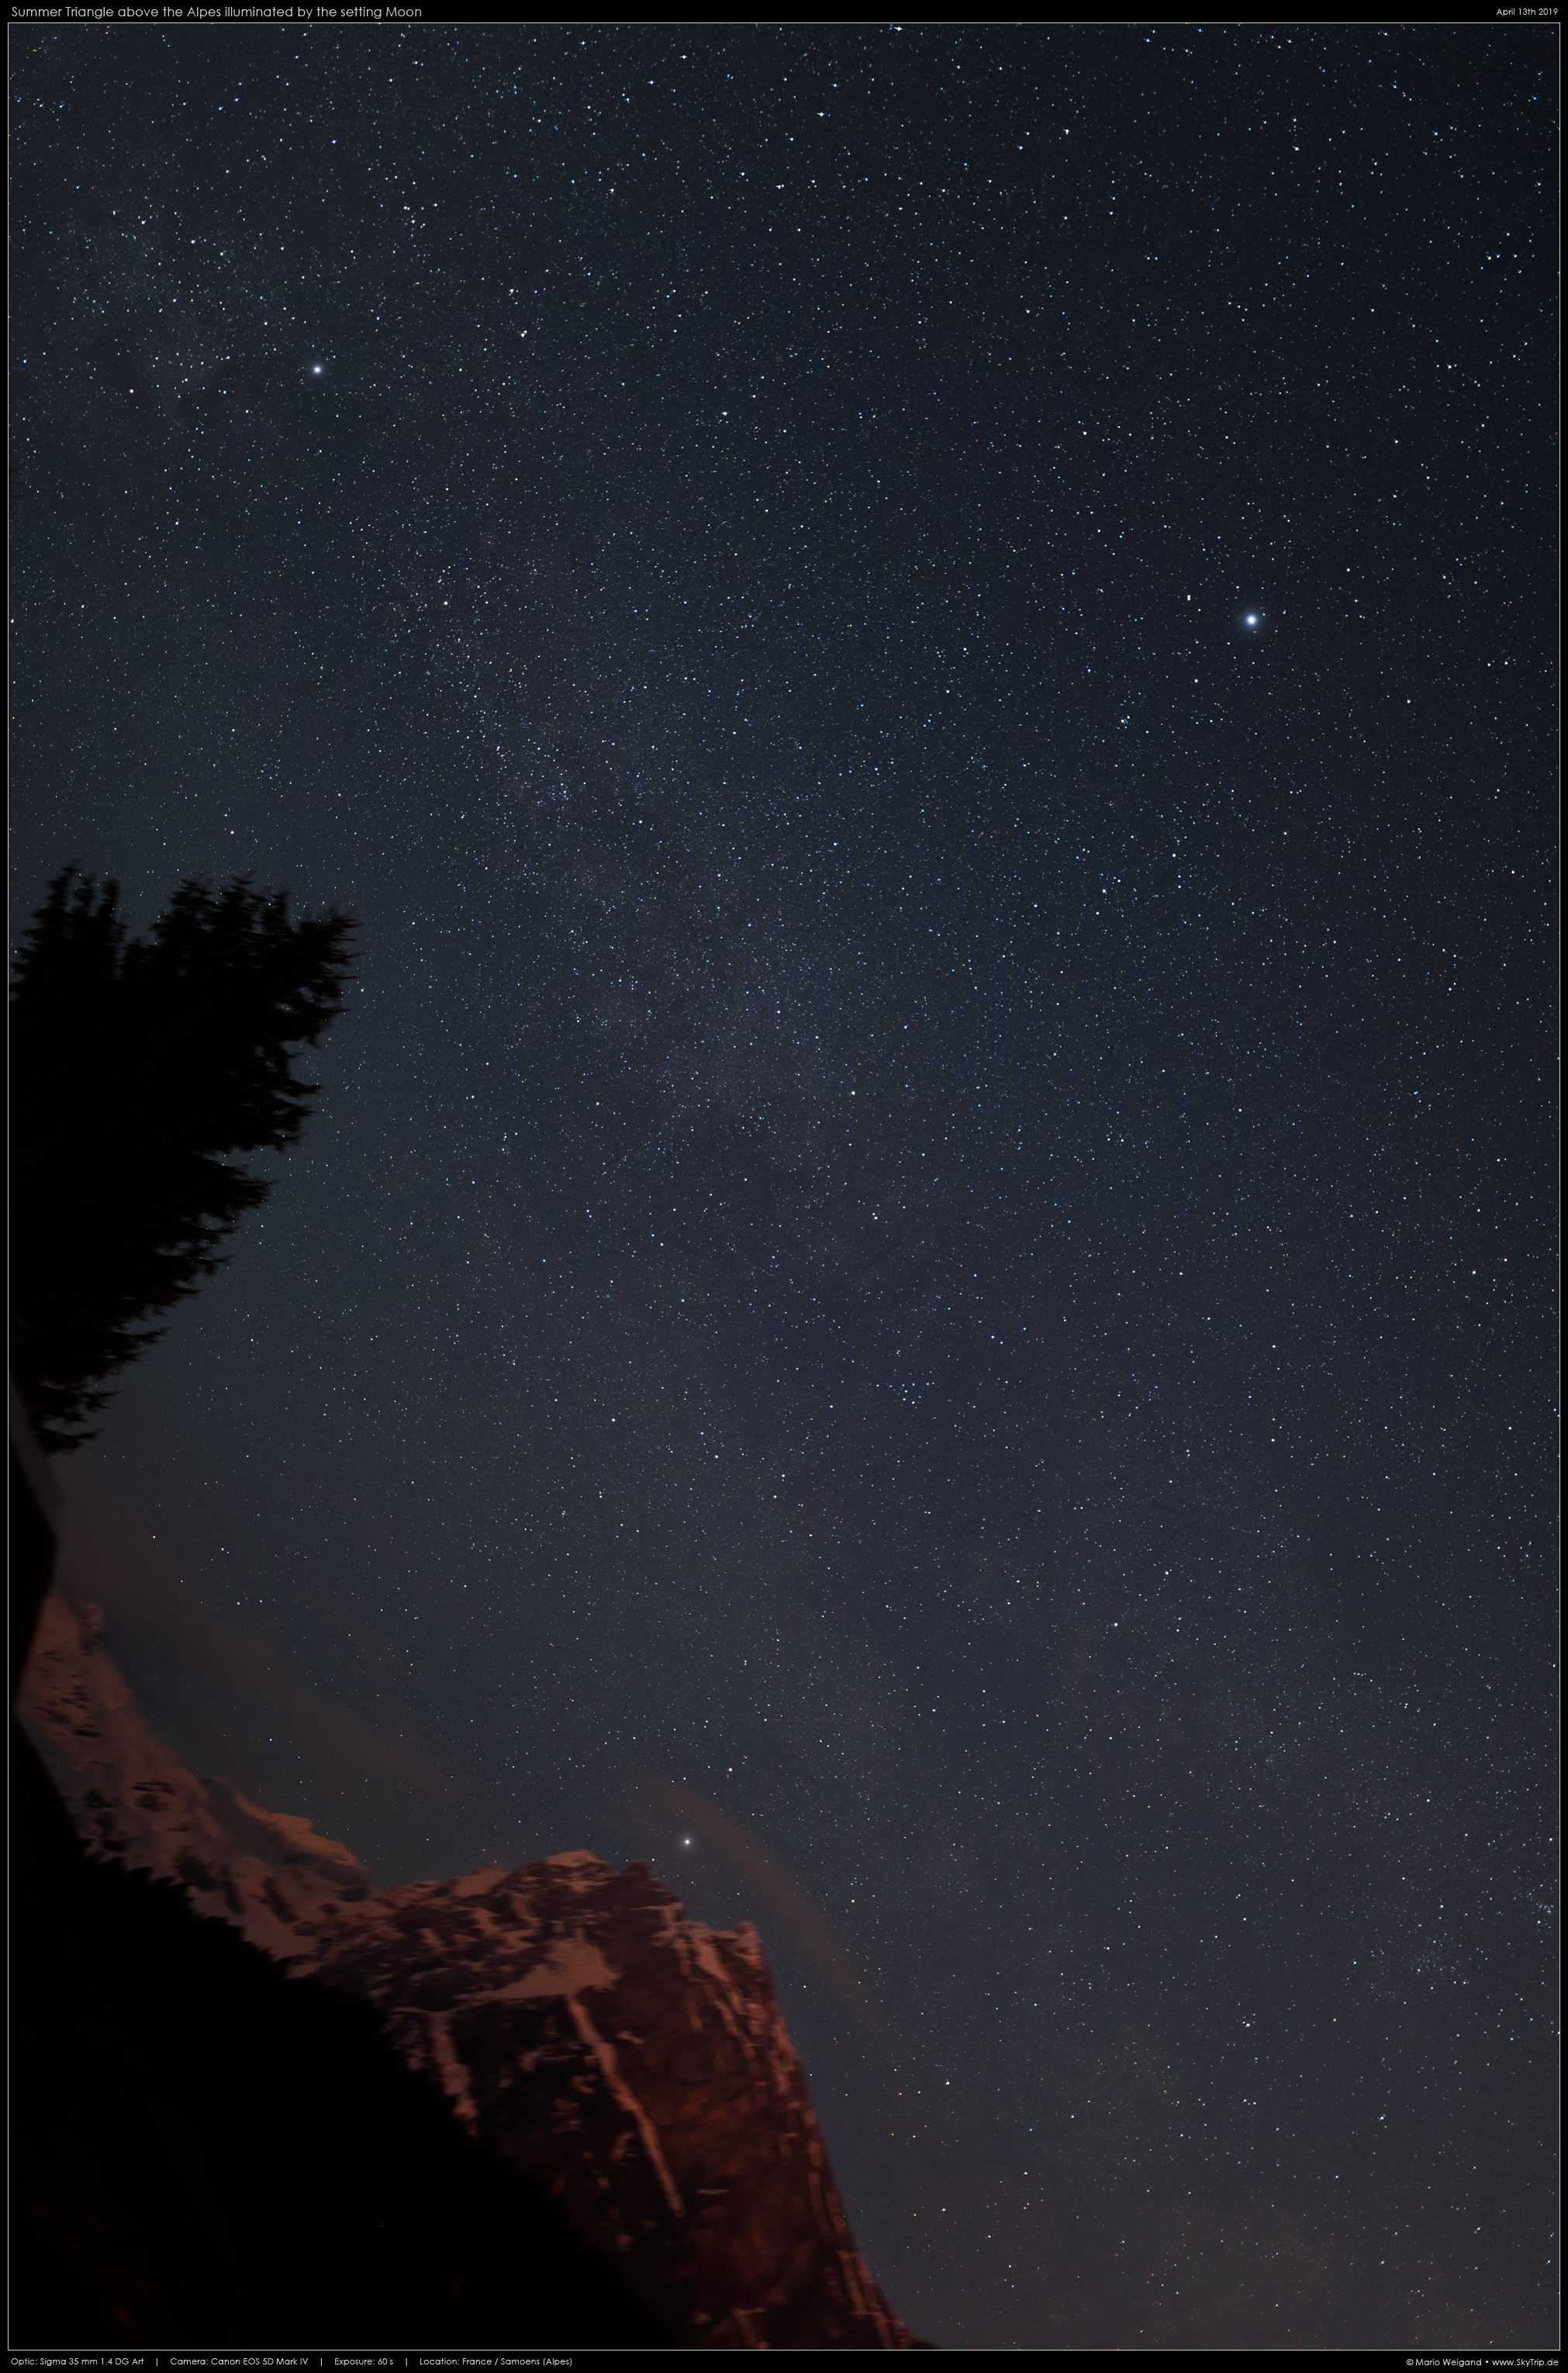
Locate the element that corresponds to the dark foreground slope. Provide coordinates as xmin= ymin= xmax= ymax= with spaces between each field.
xmin=9 ymin=1722 xmax=668 ymax=2348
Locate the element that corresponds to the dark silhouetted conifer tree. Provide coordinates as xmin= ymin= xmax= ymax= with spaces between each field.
xmin=10 ymin=866 xmax=355 ymax=1452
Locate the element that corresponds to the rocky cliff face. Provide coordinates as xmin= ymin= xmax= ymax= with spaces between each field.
xmin=19 ymin=1589 xmax=928 ymax=2351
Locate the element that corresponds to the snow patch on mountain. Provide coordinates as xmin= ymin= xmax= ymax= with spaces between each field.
xmin=17 ymin=1588 xmax=928 ymax=2351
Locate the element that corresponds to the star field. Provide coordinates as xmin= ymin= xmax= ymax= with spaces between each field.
xmin=10 ymin=23 xmax=1556 ymax=2351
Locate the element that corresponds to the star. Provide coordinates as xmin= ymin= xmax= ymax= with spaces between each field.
xmin=9 ymin=28 xmax=1546 ymax=2351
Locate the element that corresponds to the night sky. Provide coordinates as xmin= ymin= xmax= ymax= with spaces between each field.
xmin=11 ymin=23 xmax=1556 ymax=2352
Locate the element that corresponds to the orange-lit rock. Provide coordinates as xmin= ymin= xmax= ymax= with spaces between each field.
xmin=20 ymin=1589 xmax=930 ymax=2351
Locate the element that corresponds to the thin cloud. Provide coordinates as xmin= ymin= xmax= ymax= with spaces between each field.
xmin=52 ymin=1459 xmax=451 ymax=1805
xmin=631 ymin=1775 xmax=882 ymax=2029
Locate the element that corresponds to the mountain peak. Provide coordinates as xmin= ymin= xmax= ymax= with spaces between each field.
xmin=19 ymin=1589 xmax=930 ymax=2350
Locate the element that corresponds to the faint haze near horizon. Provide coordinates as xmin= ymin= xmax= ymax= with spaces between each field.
xmin=9 ymin=20 xmax=1554 ymax=2350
